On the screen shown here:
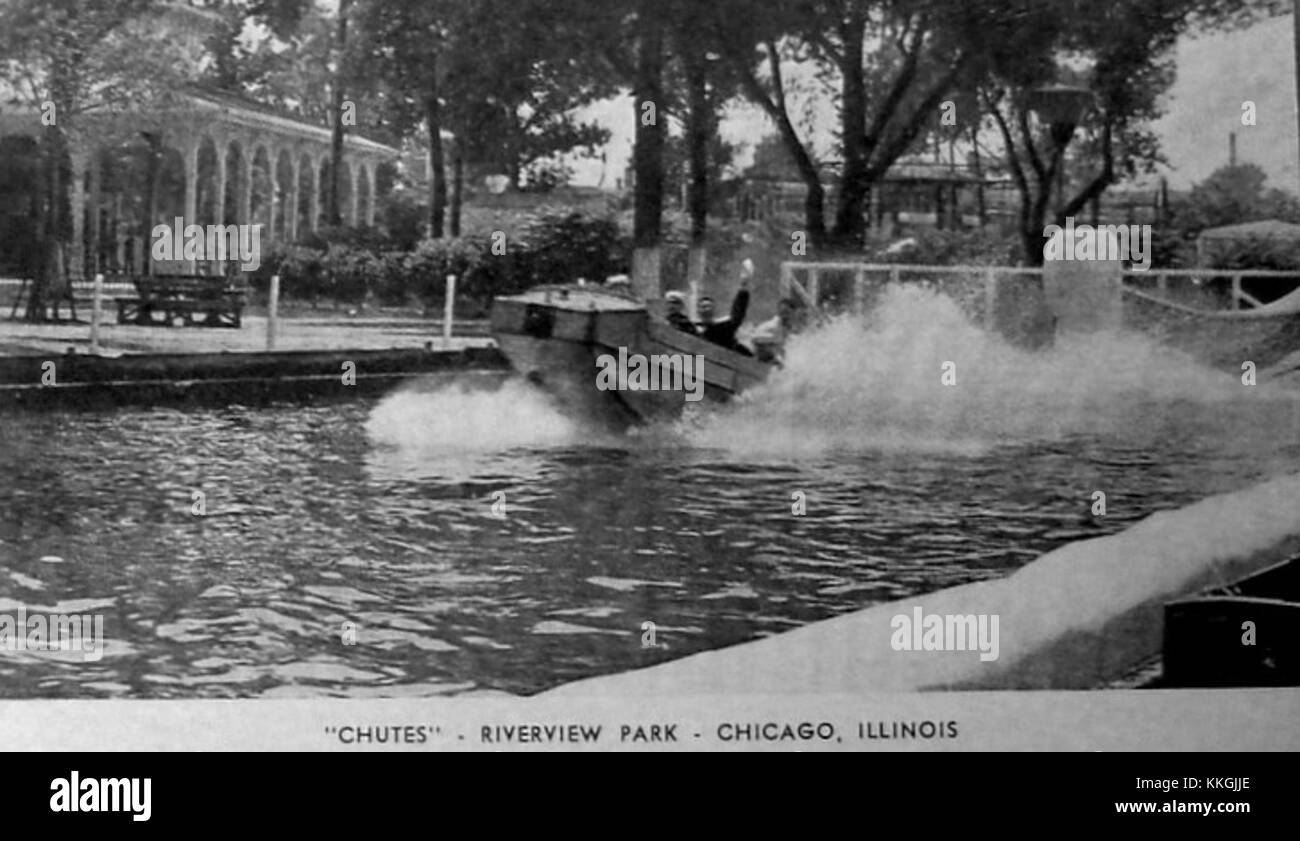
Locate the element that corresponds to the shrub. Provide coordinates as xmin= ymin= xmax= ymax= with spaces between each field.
xmin=523 ymin=210 xmax=629 ymax=284
xmin=378 ymin=191 xmax=427 ymax=251
xmin=322 ymin=244 xmax=382 ymax=305
xmin=865 ymin=228 xmax=1021 ymax=266
xmin=253 ymin=243 xmax=327 ymax=303
xmin=243 ymin=208 xmax=629 ymax=312
xmin=401 ymin=238 xmax=484 ymax=313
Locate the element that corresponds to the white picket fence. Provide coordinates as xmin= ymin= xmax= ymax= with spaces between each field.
xmin=780 ymin=261 xmax=1300 ymax=325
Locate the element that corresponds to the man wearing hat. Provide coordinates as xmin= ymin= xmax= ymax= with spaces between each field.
xmin=695 ymin=259 xmax=753 ymax=354
xmin=664 ymin=290 xmax=697 ymax=334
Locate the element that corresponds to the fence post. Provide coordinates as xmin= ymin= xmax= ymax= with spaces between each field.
xmin=90 ymin=273 xmax=104 ymax=354
xmin=1231 ymin=274 xmax=1242 ymax=310
xmin=267 ymin=274 xmax=280 ymax=350
xmin=444 ymin=274 xmax=457 ymax=344
xmin=854 ymin=267 xmax=866 ymax=314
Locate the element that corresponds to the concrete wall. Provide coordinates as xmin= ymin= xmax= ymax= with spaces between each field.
xmin=546 ymin=472 xmax=1300 ymax=697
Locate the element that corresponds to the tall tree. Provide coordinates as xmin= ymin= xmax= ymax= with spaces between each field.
xmin=981 ymin=0 xmax=1282 ymax=265
xmin=709 ymin=0 xmax=830 ymax=245
xmin=326 ymin=0 xmax=352 ymax=227
xmin=352 ymin=0 xmax=612 ymax=239
xmin=0 ymin=0 xmax=192 ymax=320
xmin=812 ymin=0 xmax=1005 ymax=246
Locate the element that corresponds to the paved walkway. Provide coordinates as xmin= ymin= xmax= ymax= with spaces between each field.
xmin=0 ymin=315 xmax=492 ymax=357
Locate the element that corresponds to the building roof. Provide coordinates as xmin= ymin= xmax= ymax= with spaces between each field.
xmin=185 ymin=86 xmax=417 ymax=153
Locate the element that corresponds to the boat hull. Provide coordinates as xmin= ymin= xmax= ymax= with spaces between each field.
xmin=490 ymin=289 xmax=771 ymax=427
xmin=1162 ymin=554 xmax=1300 ymax=687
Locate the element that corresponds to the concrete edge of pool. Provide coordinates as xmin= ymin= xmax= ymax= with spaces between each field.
xmin=0 ymin=345 xmax=511 ymax=408
xmin=544 ymin=471 xmax=1300 ymax=697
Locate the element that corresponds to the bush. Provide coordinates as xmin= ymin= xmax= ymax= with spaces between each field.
xmin=378 ymin=190 xmax=427 ymax=251
xmin=401 ymin=238 xmax=484 ymax=313
xmin=1202 ymin=235 xmax=1300 ymax=271
xmin=513 ymin=209 xmax=629 ymax=285
xmin=322 ymin=244 xmax=384 ymax=305
xmin=243 ymin=208 xmax=629 ymax=312
xmin=251 ymin=243 xmax=328 ymax=304
xmin=864 ymin=228 xmax=1021 ymax=266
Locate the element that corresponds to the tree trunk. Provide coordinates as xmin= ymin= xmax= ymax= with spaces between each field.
xmin=427 ymin=66 xmax=447 ymax=239
xmin=725 ymin=34 xmax=828 ymax=245
xmin=969 ymin=124 xmax=987 ymax=226
xmin=685 ymin=50 xmax=710 ymax=245
xmin=632 ymin=8 xmax=665 ymax=251
xmin=327 ymin=0 xmax=350 ymax=228
xmin=450 ymin=140 xmax=463 ymax=237
xmin=832 ymin=15 xmax=868 ymax=247
xmin=27 ymin=121 xmax=69 ymax=322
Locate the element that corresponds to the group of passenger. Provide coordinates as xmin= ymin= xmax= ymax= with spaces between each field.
xmin=662 ymin=260 xmax=805 ymax=364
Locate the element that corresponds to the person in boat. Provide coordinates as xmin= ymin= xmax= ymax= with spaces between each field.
xmin=750 ymin=297 xmax=803 ymax=364
xmin=696 ymin=261 xmax=752 ymax=355
xmin=664 ymin=290 xmax=697 ymax=334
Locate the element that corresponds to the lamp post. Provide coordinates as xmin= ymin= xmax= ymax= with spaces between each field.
xmin=1026 ymin=84 xmax=1094 ymax=215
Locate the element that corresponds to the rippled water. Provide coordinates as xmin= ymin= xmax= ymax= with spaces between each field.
xmin=2 ymin=287 xmax=1298 ymax=697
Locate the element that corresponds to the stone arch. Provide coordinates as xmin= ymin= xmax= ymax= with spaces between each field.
xmin=356 ymin=162 xmax=372 ymax=227
xmin=148 ymin=145 xmax=187 ymax=273
xmin=156 ymin=146 xmax=186 ymax=223
xmin=374 ymin=160 xmax=398 ymax=202
xmin=196 ymin=135 xmax=220 ymax=227
xmin=298 ymin=153 xmax=315 ymax=238
xmin=250 ymin=143 xmax=274 ymax=237
xmin=317 ymin=158 xmax=333 ymax=229
xmin=275 ymin=148 xmax=295 ymax=242
xmin=338 ymin=159 xmax=354 ymax=226
xmin=223 ymin=139 xmax=247 ymax=225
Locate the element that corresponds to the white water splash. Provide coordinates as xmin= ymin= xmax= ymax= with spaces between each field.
xmin=366 ymin=378 xmax=583 ymax=453
xmin=687 ymin=283 xmax=1288 ymax=458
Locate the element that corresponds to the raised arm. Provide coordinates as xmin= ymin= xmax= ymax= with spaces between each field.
xmin=731 ymin=259 xmax=754 ymax=326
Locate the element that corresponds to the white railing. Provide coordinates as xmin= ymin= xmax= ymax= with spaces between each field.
xmin=780 ymin=261 xmax=1300 ymax=321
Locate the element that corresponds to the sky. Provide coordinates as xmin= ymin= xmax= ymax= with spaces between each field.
xmin=566 ymin=13 xmax=1300 ymax=198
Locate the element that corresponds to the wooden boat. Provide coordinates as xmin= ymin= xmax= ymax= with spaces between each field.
xmin=489 ymin=285 xmax=772 ymax=428
xmin=1161 ymin=554 xmax=1300 ymax=687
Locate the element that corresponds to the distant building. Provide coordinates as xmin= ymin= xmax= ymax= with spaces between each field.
xmin=0 ymin=1 xmax=399 ymax=279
